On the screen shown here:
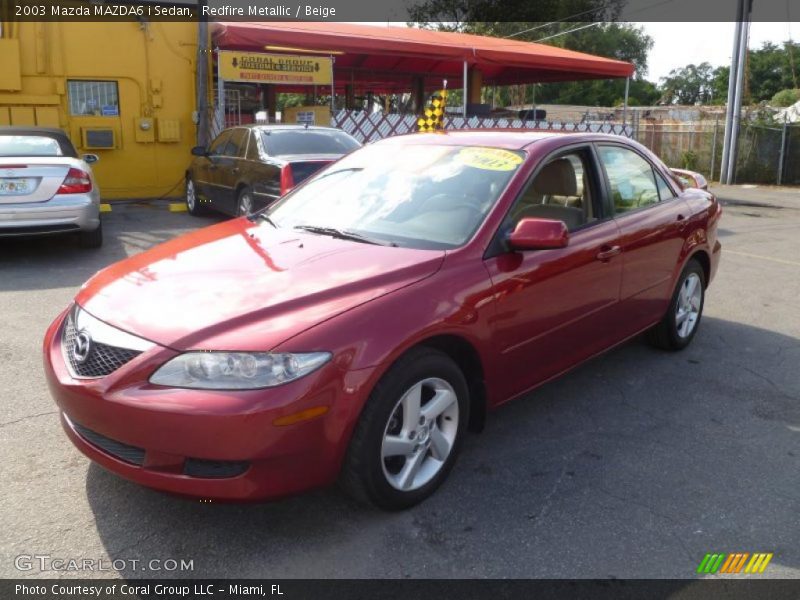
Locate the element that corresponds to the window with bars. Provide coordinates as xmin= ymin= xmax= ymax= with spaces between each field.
xmin=67 ymin=80 xmax=120 ymax=117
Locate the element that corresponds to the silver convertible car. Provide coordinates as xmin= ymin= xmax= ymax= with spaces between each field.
xmin=0 ymin=127 xmax=102 ymax=247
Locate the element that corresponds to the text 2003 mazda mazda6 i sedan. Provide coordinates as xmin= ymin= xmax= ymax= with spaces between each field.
xmin=44 ymin=131 xmax=721 ymax=509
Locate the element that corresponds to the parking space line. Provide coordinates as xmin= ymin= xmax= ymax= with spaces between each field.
xmin=100 ymin=203 xmax=112 ymax=213
xmin=725 ymin=249 xmax=800 ymax=267
xmin=169 ymin=203 xmax=187 ymax=212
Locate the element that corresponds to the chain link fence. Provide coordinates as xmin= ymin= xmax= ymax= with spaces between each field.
xmin=634 ymin=119 xmax=799 ymax=185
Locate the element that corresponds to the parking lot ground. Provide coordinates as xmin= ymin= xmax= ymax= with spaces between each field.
xmin=1 ymin=191 xmax=799 ymax=580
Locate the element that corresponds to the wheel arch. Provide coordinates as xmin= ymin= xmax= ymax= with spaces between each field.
xmin=234 ymin=181 xmax=249 ymax=197
xmin=687 ymin=248 xmax=711 ymax=286
xmin=408 ymin=333 xmax=487 ymax=433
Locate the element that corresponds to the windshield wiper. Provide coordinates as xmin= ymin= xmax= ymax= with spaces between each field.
xmin=251 ymin=213 xmax=278 ymax=228
xmin=293 ymin=225 xmax=397 ymax=247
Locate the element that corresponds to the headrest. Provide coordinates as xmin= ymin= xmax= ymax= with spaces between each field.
xmin=533 ymin=158 xmax=578 ymax=196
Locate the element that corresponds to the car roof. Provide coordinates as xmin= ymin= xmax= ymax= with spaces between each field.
xmin=0 ymin=126 xmax=78 ymax=158
xmin=375 ymin=129 xmax=626 ymax=150
xmin=0 ymin=126 xmax=70 ymax=136
xmin=234 ymin=124 xmax=345 ymax=132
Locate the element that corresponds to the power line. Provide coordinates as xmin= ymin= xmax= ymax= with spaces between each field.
xmin=505 ymin=2 xmax=615 ymax=39
xmin=504 ymin=0 xmax=675 ymax=41
xmin=535 ymin=22 xmax=602 ymax=43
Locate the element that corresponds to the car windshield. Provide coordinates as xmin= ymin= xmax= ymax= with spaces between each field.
xmin=260 ymin=129 xmax=360 ymax=156
xmin=0 ymin=135 xmax=65 ymax=157
xmin=266 ymin=143 xmax=525 ymax=250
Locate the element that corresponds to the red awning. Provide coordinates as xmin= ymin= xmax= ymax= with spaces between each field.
xmin=211 ymin=22 xmax=635 ymax=92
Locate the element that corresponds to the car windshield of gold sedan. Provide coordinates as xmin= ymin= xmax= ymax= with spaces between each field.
xmin=265 ymin=143 xmax=525 ymax=250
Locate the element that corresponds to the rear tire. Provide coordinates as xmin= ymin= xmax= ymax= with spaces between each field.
xmin=646 ymin=259 xmax=705 ymax=351
xmin=237 ymin=186 xmax=254 ymax=217
xmin=340 ymin=348 xmax=469 ymax=510
xmin=78 ymin=222 xmax=103 ymax=249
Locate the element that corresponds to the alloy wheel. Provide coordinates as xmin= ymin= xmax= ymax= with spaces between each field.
xmin=239 ymin=192 xmax=253 ymax=216
xmin=381 ymin=377 xmax=459 ymax=491
xmin=676 ymin=272 xmax=702 ymax=338
xmin=186 ymin=180 xmax=196 ymax=212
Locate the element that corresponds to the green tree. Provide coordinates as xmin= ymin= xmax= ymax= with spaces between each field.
xmin=660 ymin=41 xmax=800 ymax=106
xmin=748 ymin=42 xmax=800 ymax=102
xmin=659 ymin=62 xmax=716 ymax=105
xmin=710 ymin=66 xmax=729 ymax=105
xmin=771 ymin=88 xmax=800 ymax=107
xmin=408 ymin=0 xmax=625 ymax=32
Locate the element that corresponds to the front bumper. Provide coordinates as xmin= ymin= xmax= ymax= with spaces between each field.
xmin=0 ymin=193 xmax=99 ymax=236
xmin=44 ymin=308 xmax=369 ymax=500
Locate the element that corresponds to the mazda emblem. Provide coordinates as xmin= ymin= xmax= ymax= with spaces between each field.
xmin=73 ymin=330 xmax=93 ymax=364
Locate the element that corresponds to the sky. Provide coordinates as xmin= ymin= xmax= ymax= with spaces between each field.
xmin=642 ymin=22 xmax=799 ymax=82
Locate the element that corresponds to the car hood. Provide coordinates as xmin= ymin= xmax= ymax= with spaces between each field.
xmin=75 ymin=218 xmax=445 ymax=351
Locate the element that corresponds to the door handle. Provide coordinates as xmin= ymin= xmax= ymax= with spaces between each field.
xmin=231 ymin=167 xmax=240 ymax=174
xmin=596 ymin=245 xmax=621 ymax=262
xmin=677 ymin=214 xmax=688 ymax=230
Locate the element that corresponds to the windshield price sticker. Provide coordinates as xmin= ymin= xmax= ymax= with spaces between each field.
xmin=456 ymin=147 xmax=523 ymax=171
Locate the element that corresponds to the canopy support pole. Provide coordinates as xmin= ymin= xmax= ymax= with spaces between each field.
xmin=330 ymin=56 xmax=335 ymax=114
xmin=622 ymin=77 xmax=630 ymax=127
xmin=463 ymin=60 xmax=468 ymax=118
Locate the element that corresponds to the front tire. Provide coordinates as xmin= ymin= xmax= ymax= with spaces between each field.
xmin=185 ymin=177 xmax=207 ymax=216
xmin=340 ymin=348 xmax=469 ymax=510
xmin=646 ymin=258 xmax=705 ymax=351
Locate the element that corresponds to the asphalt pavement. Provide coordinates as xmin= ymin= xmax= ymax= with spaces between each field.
xmin=1 ymin=187 xmax=799 ymax=580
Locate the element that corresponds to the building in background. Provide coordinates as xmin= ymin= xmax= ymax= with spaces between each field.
xmin=0 ymin=20 xmax=198 ymax=199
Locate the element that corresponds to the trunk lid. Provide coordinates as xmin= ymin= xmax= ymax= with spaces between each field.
xmin=0 ymin=158 xmax=73 ymax=204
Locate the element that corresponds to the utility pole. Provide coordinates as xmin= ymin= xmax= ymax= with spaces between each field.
xmin=727 ymin=7 xmax=751 ymax=184
xmin=720 ymin=0 xmax=753 ymax=185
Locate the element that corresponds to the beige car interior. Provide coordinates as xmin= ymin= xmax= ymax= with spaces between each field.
xmin=509 ymin=154 xmax=595 ymax=232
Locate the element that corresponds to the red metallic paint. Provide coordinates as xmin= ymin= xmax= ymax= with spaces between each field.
xmin=44 ymin=131 xmax=721 ymax=501
xmin=508 ymin=218 xmax=569 ymax=250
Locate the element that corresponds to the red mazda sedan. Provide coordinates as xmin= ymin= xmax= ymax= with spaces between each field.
xmin=44 ymin=131 xmax=721 ymax=509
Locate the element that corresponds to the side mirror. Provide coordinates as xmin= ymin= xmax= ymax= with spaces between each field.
xmin=83 ymin=154 xmax=99 ymax=164
xmin=670 ymin=168 xmax=708 ymax=191
xmin=508 ymin=218 xmax=569 ymax=251
xmin=191 ymin=146 xmax=208 ymax=157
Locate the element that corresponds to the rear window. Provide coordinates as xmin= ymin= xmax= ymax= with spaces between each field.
xmin=260 ymin=129 xmax=360 ymax=157
xmin=0 ymin=135 xmax=65 ymax=157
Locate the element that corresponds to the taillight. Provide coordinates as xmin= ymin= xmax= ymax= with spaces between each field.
xmin=279 ymin=164 xmax=294 ymax=195
xmin=57 ymin=168 xmax=92 ymax=194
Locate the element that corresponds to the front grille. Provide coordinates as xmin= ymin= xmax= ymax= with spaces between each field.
xmin=184 ymin=458 xmax=250 ymax=478
xmin=72 ymin=421 xmax=145 ymax=466
xmin=63 ymin=314 xmax=141 ymax=378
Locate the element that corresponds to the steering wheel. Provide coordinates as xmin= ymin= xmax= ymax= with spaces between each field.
xmin=423 ymin=193 xmax=484 ymax=216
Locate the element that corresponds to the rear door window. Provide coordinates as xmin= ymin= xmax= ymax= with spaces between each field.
xmin=245 ymin=131 xmax=260 ymax=160
xmin=598 ymin=145 xmax=660 ymax=214
xmin=223 ymin=129 xmax=248 ymax=158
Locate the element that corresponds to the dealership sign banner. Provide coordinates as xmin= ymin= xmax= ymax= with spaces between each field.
xmin=5 ymin=579 xmax=800 ymax=600
xmin=218 ymin=51 xmax=333 ymax=86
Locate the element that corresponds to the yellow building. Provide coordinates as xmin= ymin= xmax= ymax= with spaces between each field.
xmin=0 ymin=20 xmax=200 ymax=199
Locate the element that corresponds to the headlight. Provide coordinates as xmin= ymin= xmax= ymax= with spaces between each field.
xmin=149 ymin=352 xmax=331 ymax=390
